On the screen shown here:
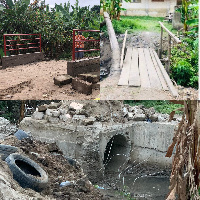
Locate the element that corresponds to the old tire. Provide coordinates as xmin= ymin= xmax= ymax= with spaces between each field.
xmin=5 ymin=153 xmax=48 ymax=192
xmin=0 ymin=144 xmax=18 ymax=160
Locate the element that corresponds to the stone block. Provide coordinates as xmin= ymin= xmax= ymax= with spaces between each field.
xmin=32 ymin=111 xmax=44 ymax=120
xmin=72 ymin=78 xmax=92 ymax=95
xmin=38 ymin=104 xmax=48 ymax=112
xmin=2 ymin=52 xmax=44 ymax=68
xmin=54 ymin=74 xmax=72 ymax=86
xmin=133 ymin=114 xmax=146 ymax=121
xmin=78 ymin=73 xmax=100 ymax=84
xmin=67 ymin=57 xmax=100 ymax=77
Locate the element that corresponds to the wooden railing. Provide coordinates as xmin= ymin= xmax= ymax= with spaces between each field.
xmin=159 ymin=21 xmax=181 ymax=73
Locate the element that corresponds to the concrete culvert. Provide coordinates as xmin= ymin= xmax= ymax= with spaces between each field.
xmin=103 ymin=134 xmax=130 ymax=172
xmin=5 ymin=153 xmax=48 ymax=192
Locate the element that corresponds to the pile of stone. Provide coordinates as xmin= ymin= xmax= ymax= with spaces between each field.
xmin=31 ymin=101 xmax=181 ymax=126
xmin=0 ymin=117 xmax=17 ymax=140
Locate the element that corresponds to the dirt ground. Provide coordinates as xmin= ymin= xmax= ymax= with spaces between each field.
xmin=1 ymin=136 xmax=105 ymax=200
xmin=0 ymin=60 xmax=99 ymax=100
xmin=100 ymin=33 xmax=198 ymax=100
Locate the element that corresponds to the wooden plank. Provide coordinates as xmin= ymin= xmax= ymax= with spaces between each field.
xmin=153 ymin=50 xmax=178 ymax=97
xmin=118 ymin=47 xmax=132 ymax=86
xmin=143 ymin=48 xmax=162 ymax=89
xmin=149 ymin=49 xmax=169 ymax=91
xmin=138 ymin=48 xmax=150 ymax=88
xmin=129 ymin=48 xmax=140 ymax=87
xmin=120 ymin=30 xmax=128 ymax=69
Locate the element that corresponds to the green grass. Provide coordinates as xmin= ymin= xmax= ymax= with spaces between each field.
xmin=101 ymin=15 xmax=177 ymax=35
xmin=124 ymin=100 xmax=184 ymax=114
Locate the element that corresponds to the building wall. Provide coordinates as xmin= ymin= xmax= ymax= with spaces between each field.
xmin=121 ymin=0 xmax=177 ymax=17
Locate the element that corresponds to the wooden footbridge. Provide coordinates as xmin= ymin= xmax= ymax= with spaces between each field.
xmin=118 ymin=22 xmax=181 ymax=98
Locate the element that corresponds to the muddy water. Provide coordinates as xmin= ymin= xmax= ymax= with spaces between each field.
xmin=98 ymin=153 xmax=170 ymax=200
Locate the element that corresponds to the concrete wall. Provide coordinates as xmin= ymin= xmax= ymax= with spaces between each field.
xmin=2 ymin=52 xmax=44 ymax=68
xmin=20 ymin=118 xmax=177 ymax=181
xmin=121 ymin=0 xmax=177 ymax=17
xmin=67 ymin=57 xmax=100 ymax=77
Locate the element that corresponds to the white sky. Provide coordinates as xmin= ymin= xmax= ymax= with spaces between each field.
xmin=30 ymin=0 xmax=100 ymax=9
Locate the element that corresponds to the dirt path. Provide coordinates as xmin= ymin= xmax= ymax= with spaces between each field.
xmin=0 ymin=60 xmax=99 ymax=100
xmin=100 ymin=32 xmax=198 ymax=100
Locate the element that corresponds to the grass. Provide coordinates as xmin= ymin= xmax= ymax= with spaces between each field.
xmin=124 ymin=100 xmax=184 ymax=114
xmin=101 ymin=15 xmax=177 ymax=35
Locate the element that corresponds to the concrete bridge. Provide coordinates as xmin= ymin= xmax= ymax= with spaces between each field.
xmin=20 ymin=117 xmax=177 ymax=183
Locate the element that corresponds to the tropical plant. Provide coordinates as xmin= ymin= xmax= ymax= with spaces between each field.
xmin=100 ymin=0 xmax=131 ymax=20
xmin=0 ymin=0 xmax=100 ymax=59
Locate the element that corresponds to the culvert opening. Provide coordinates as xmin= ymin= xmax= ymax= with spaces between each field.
xmin=16 ymin=160 xmax=41 ymax=177
xmin=103 ymin=134 xmax=130 ymax=172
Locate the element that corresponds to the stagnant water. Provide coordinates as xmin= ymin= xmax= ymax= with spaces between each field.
xmin=98 ymin=140 xmax=170 ymax=200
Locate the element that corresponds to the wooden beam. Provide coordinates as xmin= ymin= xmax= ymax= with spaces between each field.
xmin=159 ymin=21 xmax=182 ymax=44
xmin=120 ymin=30 xmax=128 ymax=69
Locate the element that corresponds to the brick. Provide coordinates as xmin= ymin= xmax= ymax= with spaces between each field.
xmin=67 ymin=57 xmax=100 ymax=77
xmin=54 ymin=74 xmax=72 ymax=86
xmin=78 ymin=72 xmax=100 ymax=83
xmin=2 ymin=52 xmax=44 ymax=68
xmin=72 ymin=78 xmax=92 ymax=95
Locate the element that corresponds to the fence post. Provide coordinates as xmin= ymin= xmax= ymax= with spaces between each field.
xmin=3 ymin=35 xmax=6 ymax=56
xmin=167 ymin=34 xmax=171 ymax=74
xmin=39 ymin=34 xmax=41 ymax=52
xmin=72 ymin=30 xmax=75 ymax=61
xmin=159 ymin=27 xmax=163 ymax=59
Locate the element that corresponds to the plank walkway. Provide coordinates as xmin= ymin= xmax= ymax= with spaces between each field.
xmin=118 ymin=48 xmax=178 ymax=97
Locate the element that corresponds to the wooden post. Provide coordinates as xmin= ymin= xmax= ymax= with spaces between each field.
xmin=159 ymin=27 xmax=163 ymax=59
xmin=167 ymin=34 xmax=171 ymax=74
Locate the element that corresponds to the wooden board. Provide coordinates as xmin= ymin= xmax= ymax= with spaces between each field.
xmin=118 ymin=47 xmax=132 ymax=86
xmin=149 ymin=49 xmax=169 ymax=91
xmin=143 ymin=48 xmax=162 ymax=89
xmin=129 ymin=48 xmax=140 ymax=87
xmin=138 ymin=48 xmax=150 ymax=88
xmin=153 ymin=50 xmax=178 ymax=97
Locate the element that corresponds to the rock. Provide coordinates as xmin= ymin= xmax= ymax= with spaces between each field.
xmin=72 ymin=115 xmax=86 ymax=124
xmin=75 ymin=109 xmax=89 ymax=117
xmin=46 ymin=109 xmax=60 ymax=117
xmin=76 ymin=178 xmax=93 ymax=193
xmin=47 ymin=116 xmax=59 ymax=123
xmin=123 ymin=107 xmax=128 ymax=117
xmin=144 ymin=107 xmax=155 ymax=117
xmin=46 ymin=109 xmax=52 ymax=116
xmin=149 ymin=113 xmax=158 ymax=122
xmin=81 ymin=117 xmax=96 ymax=126
xmin=48 ymin=102 xmax=62 ymax=109
xmin=131 ymin=106 xmax=144 ymax=115
xmin=158 ymin=114 xmax=169 ymax=122
xmin=69 ymin=102 xmax=84 ymax=111
xmin=38 ymin=104 xmax=48 ymax=112
xmin=0 ymin=117 xmax=17 ymax=140
xmin=47 ymin=143 xmax=59 ymax=152
xmin=127 ymin=112 xmax=134 ymax=120
xmin=54 ymin=74 xmax=72 ymax=86
xmin=59 ymin=114 xmax=71 ymax=122
xmin=133 ymin=114 xmax=146 ymax=121
xmin=32 ymin=111 xmax=44 ymax=120
xmin=51 ymin=110 xmax=61 ymax=117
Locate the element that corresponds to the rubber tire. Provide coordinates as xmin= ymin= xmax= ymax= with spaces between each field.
xmin=5 ymin=153 xmax=48 ymax=192
xmin=14 ymin=130 xmax=30 ymax=140
xmin=0 ymin=144 xmax=18 ymax=160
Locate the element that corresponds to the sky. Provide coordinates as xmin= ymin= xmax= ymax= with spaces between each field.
xmin=30 ymin=0 xmax=100 ymax=9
